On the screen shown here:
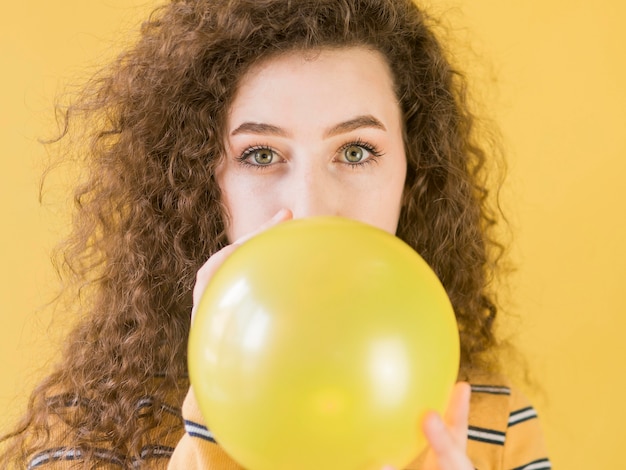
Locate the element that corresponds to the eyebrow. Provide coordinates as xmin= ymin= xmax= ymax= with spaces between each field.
xmin=230 ymin=114 xmax=387 ymax=138
xmin=230 ymin=122 xmax=288 ymax=137
xmin=324 ymin=115 xmax=386 ymax=137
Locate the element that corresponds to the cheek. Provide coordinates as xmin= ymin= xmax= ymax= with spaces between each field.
xmin=217 ymin=172 xmax=279 ymax=242
xmin=378 ymin=189 xmax=405 ymax=234
xmin=216 ymin=169 xmax=246 ymax=242
xmin=351 ymin=170 xmax=406 ymax=234
xmin=217 ymin=183 xmax=249 ymax=241
xmin=381 ymin=154 xmax=407 ymax=232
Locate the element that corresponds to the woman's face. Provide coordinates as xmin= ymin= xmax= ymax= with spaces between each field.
xmin=217 ymin=47 xmax=407 ymax=242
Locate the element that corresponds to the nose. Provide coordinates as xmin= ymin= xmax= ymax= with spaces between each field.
xmin=287 ymin=164 xmax=340 ymax=220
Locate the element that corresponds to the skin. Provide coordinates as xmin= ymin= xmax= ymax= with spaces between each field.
xmin=194 ymin=47 xmax=473 ymax=469
xmin=216 ymin=47 xmax=407 ymax=241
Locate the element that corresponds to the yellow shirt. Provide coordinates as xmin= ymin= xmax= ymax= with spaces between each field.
xmin=168 ymin=374 xmax=551 ymax=470
xmin=26 ymin=375 xmax=551 ymax=470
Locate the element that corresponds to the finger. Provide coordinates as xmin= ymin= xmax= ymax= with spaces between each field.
xmin=233 ymin=208 xmax=293 ymax=245
xmin=422 ymin=411 xmax=473 ymax=470
xmin=443 ymin=381 xmax=471 ymax=449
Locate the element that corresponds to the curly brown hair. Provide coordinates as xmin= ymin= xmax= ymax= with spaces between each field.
xmin=1 ymin=0 xmax=506 ymax=467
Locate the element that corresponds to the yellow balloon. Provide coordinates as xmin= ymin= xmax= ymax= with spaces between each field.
xmin=189 ymin=217 xmax=460 ymax=470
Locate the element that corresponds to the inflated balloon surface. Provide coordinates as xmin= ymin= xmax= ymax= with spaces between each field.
xmin=189 ymin=217 xmax=460 ymax=470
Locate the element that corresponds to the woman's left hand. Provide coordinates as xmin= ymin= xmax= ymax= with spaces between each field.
xmin=191 ymin=208 xmax=293 ymax=323
xmin=382 ymin=382 xmax=473 ymax=470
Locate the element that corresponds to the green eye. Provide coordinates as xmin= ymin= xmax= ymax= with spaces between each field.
xmin=344 ymin=145 xmax=364 ymax=163
xmin=253 ymin=148 xmax=274 ymax=165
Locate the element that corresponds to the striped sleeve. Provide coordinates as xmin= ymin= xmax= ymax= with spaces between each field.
xmin=464 ymin=379 xmax=551 ymax=470
xmin=25 ymin=382 xmax=184 ymax=469
xmin=166 ymin=382 xmax=552 ymax=470
xmin=167 ymin=388 xmax=243 ymax=470
xmin=465 ymin=383 xmax=511 ymax=468
xmin=502 ymin=388 xmax=552 ymax=470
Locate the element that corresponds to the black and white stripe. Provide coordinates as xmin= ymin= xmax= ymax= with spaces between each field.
xmin=467 ymin=425 xmax=506 ymax=445
xmin=45 ymin=394 xmax=182 ymax=419
xmin=28 ymin=447 xmax=124 ymax=469
xmin=470 ymin=384 xmax=511 ymax=395
xmin=28 ymin=445 xmax=175 ymax=469
xmin=508 ymin=406 xmax=538 ymax=427
xmin=512 ymin=457 xmax=552 ymax=470
xmin=45 ymin=394 xmax=90 ymax=409
xmin=184 ymin=419 xmax=217 ymax=443
xmin=135 ymin=397 xmax=182 ymax=417
xmin=134 ymin=445 xmax=175 ymax=465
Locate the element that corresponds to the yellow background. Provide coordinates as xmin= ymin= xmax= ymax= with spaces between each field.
xmin=1 ymin=1 xmax=624 ymax=468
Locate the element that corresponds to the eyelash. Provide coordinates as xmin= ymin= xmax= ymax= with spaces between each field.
xmin=338 ymin=138 xmax=384 ymax=168
xmin=236 ymin=139 xmax=385 ymax=169
xmin=236 ymin=144 xmax=274 ymax=170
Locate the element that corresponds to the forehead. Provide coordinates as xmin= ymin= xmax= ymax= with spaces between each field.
xmin=227 ymin=47 xmax=400 ymax=128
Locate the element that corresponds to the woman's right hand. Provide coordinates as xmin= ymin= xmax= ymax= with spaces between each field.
xmin=191 ymin=208 xmax=293 ymax=323
xmin=382 ymin=382 xmax=473 ymax=470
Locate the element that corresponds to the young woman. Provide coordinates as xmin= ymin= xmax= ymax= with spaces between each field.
xmin=1 ymin=0 xmax=551 ymax=469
